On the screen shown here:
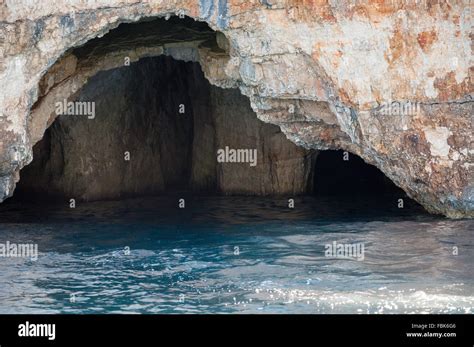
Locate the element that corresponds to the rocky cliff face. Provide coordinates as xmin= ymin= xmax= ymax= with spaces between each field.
xmin=0 ymin=1 xmax=472 ymax=217
xmin=16 ymin=56 xmax=315 ymax=200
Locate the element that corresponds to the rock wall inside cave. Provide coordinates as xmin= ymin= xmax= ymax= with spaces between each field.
xmin=15 ymin=56 xmax=315 ymax=201
xmin=0 ymin=2 xmax=472 ymax=217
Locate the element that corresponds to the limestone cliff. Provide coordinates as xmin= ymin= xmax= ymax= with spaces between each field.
xmin=0 ymin=1 xmax=472 ymax=217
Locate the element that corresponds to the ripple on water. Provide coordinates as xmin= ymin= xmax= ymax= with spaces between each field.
xmin=0 ymin=196 xmax=472 ymax=313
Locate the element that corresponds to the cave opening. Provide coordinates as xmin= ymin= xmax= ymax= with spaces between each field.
xmin=12 ymin=54 xmax=409 ymax=207
xmin=313 ymin=150 xmax=406 ymax=196
xmin=310 ymin=149 xmax=416 ymax=211
xmin=8 ymin=16 xmax=417 ymax=213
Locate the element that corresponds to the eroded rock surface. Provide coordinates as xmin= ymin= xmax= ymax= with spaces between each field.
xmin=0 ymin=1 xmax=472 ymax=217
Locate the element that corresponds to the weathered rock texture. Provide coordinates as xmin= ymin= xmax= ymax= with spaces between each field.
xmin=16 ymin=56 xmax=315 ymax=200
xmin=0 ymin=1 xmax=472 ymax=217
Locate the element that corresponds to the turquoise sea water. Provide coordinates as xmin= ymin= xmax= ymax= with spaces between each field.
xmin=0 ymin=196 xmax=472 ymax=314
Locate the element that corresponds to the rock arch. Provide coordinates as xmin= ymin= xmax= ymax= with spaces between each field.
xmin=0 ymin=2 xmax=472 ymax=218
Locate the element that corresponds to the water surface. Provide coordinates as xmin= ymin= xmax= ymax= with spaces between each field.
xmin=0 ymin=196 xmax=472 ymax=314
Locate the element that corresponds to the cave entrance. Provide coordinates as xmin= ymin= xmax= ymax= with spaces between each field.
xmin=10 ymin=16 xmax=414 ymax=212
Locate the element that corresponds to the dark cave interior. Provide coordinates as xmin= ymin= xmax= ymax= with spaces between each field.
xmin=313 ymin=150 xmax=406 ymax=197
